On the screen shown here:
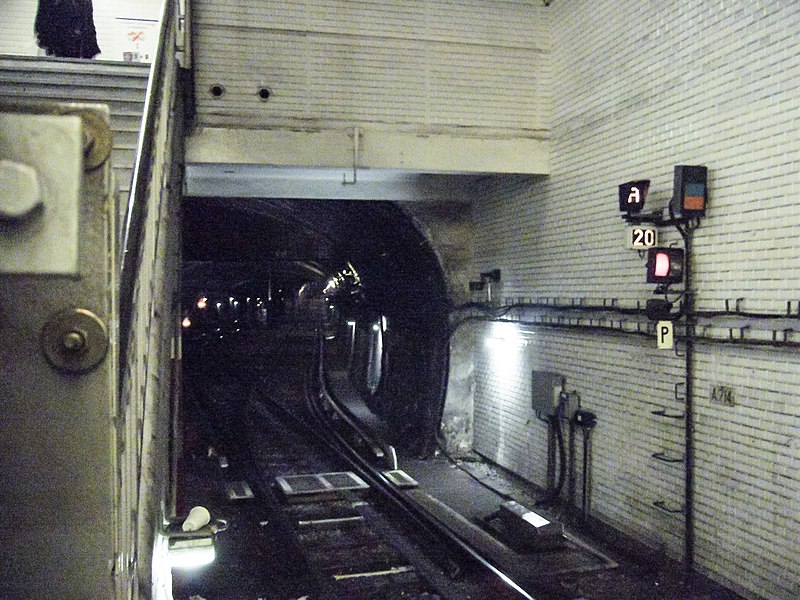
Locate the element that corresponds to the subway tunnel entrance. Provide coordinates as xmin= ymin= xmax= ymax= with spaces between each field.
xmin=181 ymin=196 xmax=451 ymax=457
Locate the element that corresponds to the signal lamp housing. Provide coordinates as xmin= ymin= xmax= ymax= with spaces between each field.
xmin=671 ymin=165 xmax=708 ymax=218
xmin=618 ymin=180 xmax=650 ymax=214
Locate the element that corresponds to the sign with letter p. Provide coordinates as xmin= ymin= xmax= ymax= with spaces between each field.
xmin=657 ymin=321 xmax=674 ymax=349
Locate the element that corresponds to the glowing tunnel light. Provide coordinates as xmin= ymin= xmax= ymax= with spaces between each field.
xmin=485 ymin=321 xmax=529 ymax=350
xmin=484 ymin=322 xmax=530 ymax=407
xmin=167 ymin=538 xmax=216 ymax=569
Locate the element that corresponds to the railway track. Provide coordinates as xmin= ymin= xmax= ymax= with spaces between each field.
xmin=244 ymin=384 xmax=529 ymax=600
xmin=174 ymin=358 xmax=536 ymax=599
xmin=174 ymin=349 xmax=573 ymax=600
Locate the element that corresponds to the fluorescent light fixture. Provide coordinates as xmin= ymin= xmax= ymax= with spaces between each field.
xmin=168 ymin=537 xmax=215 ymax=569
xmin=485 ymin=322 xmax=528 ymax=349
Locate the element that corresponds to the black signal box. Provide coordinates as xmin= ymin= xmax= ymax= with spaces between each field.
xmin=671 ymin=165 xmax=708 ymax=218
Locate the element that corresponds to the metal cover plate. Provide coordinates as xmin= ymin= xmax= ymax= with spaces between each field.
xmin=382 ymin=469 xmax=418 ymax=489
xmin=276 ymin=471 xmax=369 ymax=501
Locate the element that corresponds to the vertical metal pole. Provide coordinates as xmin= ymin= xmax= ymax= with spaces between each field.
xmin=546 ymin=419 xmax=556 ymax=493
xmin=567 ymin=419 xmax=577 ymax=507
xmin=682 ymin=230 xmax=695 ymax=572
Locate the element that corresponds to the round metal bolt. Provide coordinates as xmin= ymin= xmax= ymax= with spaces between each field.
xmin=0 ymin=160 xmax=42 ymax=222
xmin=62 ymin=330 xmax=87 ymax=352
xmin=41 ymin=308 xmax=109 ymax=373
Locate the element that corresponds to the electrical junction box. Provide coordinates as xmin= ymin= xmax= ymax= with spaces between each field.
xmin=531 ymin=371 xmax=564 ymax=416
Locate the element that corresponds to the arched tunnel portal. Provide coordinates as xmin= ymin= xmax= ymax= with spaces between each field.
xmin=181 ymin=197 xmax=455 ymax=457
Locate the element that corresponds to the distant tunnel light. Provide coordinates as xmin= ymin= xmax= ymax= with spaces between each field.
xmin=646 ymin=247 xmax=685 ymax=284
xmin=196 ymin=296 xmax=208 ymax=310
xmin=182 ymin=316 xmax=192 ymax=328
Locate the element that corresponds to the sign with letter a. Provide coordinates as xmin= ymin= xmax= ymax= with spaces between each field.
xmin=657 ymin=321 xmax=674 ymax=349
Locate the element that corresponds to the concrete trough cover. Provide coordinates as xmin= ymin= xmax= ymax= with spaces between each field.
xmin=382 ymin=469 xmax=418 ymax=488
xmin=276 ymin=471 xmax=369 ymax=503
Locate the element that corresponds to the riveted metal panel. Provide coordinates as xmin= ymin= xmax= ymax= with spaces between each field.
xmin=0 ymin=106 xmax=118 ymax=599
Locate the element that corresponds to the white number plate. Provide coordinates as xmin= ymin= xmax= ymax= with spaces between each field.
xmin=626 ymin=225 xmax=658 ymax=250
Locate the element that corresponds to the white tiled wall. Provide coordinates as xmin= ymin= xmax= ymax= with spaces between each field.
xmin=0 ymin=0 xmax=162 ymax=60
xmin=191 ymin=0 xmax=551 ymax=134
xmin=472 ymin=1 xmax=800 ymax=599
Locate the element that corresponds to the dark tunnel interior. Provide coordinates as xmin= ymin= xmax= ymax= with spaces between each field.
xmin=181 ymin=197 xmax=451 ymax=456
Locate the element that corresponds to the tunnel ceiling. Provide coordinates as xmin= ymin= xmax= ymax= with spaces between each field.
xmin=182 ymin=197 xmax=443 ymax=303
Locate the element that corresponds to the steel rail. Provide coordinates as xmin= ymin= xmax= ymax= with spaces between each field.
xmin=307 ymin=339 xmax=536 ymax=600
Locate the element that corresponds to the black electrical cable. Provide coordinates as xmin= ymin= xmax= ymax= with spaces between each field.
xmin=535 ymin=415 xmax=566 ymax=507
xmin=581 ymin=426 xmax=593 ymax=520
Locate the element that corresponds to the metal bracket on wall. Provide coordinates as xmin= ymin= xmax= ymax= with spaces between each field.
xmin=653 ymin=500 xmax=685 ymax=515
xmin=651 ymin=408 xmax=685 ymax=420
xmin=342 ymin=127 xmax=361 ymax=185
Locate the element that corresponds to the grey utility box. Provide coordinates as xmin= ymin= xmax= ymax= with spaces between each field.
xmin=531 ymin=370 xmax=564 ymax=416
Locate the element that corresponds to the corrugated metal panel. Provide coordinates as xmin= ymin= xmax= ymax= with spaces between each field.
xmin=0 ymin=56 xmax=149 ymax=202
xmin=192 ymin=0 xmax=550 ymax=135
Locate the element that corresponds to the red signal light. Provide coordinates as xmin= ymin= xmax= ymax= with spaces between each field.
xmin=654 ymin=252 xmax=671 ymax=278
xmin=647 ymin=247 xmax=684 ymax=284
